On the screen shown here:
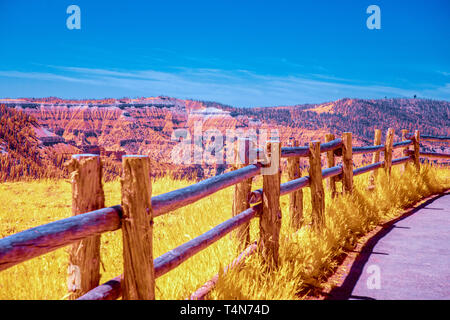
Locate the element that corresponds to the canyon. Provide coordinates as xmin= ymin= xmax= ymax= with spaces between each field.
xmin=0 ymin=96 xmax=448 ymax=181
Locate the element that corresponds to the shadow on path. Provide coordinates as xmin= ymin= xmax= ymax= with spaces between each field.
xmin=326 ymin=192 xmax=449 ymax=300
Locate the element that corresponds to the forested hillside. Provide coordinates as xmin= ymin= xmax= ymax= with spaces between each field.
xmin=0 ymin=104 xmax=65 ymax=181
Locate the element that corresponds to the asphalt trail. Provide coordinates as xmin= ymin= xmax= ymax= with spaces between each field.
xmin=329 ymin=193 xmax=450 ymax=300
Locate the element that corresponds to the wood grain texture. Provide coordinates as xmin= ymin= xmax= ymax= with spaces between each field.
xmin=384 ymin=128 xmax=395 ymax=176
xmin=66 ymin=154 xmax=104 ymax=300
xmin=308 ymin=141 xmax=325 ymax=230
xmin=281 ymin=146 xmax=309 ymax=158
xmin=368 ymin=129 xmax=382 ymax=189
xmin=352 ymin=144 xmax=384 ymax=155
xmin=151 ymin=163 xmax=261 ymax=217
xmin=392 ymin=156 xmax=413 ymax=166
xmin=121 ymin=155 xmax=155 ymax=300
xmin=325 ymin=134 xmax=337 ymax=198
xmin=413 ymin=130 xmax=421 ymax=172
xmin=260 ymin=141 xmax=282 ymax=267
xmin=249 ymin=166 xmax=343 ymax=205
xmin=342 ymin=132 xmax=353 ymax=194
xmin=322 ymin=165 xmax=343 ymax=179
xmin=354 ymin=161 xmax=385 ymax=177
xmin=320 ymin=138 xmax=343 ymax=153
xmin=287 ymin=139 xmax=303 ymax=230
xmin=401 ymin=130 xmax=410 ymax=172
xmin=153 ymin=204 xmax=260 ymax=279
xmin=0 ymin=165 xmax=262 ymax=273
xmin=78 ymin=204 xmax=261 ymax=300
xmin=0 ymin=206 xmax=121 ymax=272
xmin=77 ymin=275 xmax=122 ymax=300
xmin=392 ymin=140 xmax=413 ymax=149
xmin=281 ymin=139 xmax=342 ymax=158
xmin=232 ymin=138 xmax=253 ymax=249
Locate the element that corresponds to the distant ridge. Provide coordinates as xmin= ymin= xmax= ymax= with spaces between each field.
xmin=1 ymin=96 xmax=448 ymax=181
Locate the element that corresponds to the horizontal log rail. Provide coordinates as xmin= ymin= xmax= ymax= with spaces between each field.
xmin=77 ymin=204 xmax=262 ymax=300
xmin=353 ymin=161 xmax=384 ymax=177
xmin=151 ymin=163 xmax=262 ymax=217
xmin=251 ymin=155 xmax=413 ymax=206
xmin=249 ymin=165 xmax=343 ymax=205
xmin=281 ymin=146 xmax=309 ymax=158
xmin=0 ymin=164 xmax=262 ymax=272
xmin=319 ymin=138 xmax=343 ymax=153
xmin=419 ymin=151 xmax=450 ymax=159
xmin=392 ymin=140 xmax=413 ymax=149
xmin=405 ymin=149 xmax=450 ymax=159
xmin=420 ymin=135 xmax=450 ymax=142
xmin=352 ymin=144 xmax=385 ymax=155
xmin=281 ymin=138 xmax=343 ymax=158
xmin=391 ymin=156 xmax=413 ymax=166
xmin=1 ymin=129 xmax=448 ymax=300
xmin=0 ymin=205 xmax=122 ymax=272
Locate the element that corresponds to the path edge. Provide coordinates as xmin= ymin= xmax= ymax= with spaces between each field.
xmin=305 ymin=189 xmax=450 ymax=300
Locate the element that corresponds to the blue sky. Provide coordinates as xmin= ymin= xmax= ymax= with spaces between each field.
xmin=0 ymin=0 xmax=449 ymax=107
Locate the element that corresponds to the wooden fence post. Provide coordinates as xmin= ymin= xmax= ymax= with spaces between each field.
xmin=259 ymin=140 xmax=282 ymax=267
xmin=401 ymin=129 xmax=409 ymax=172
xmin=121 ymin=155 xmax=155 ymax=300
xmin=287 ymin=139 xmax=303 ymax=230
xmin=67 ymin=154 xmax=104 ymax=300
xmin=342 ymin=132 xmax=353 ymax=194
xmin=232 ymin=137 xmax=253 ymax=249
xmin=308 ymin=141 xmax=325 ymax=230
xmin=384 ymin=128 xmax=394 ymax=176
xmin=413 ymin=130 xmax=421 ymax=173
xmin=325 ymin=134 xmax=337 ymax=198
xmin=368 ymin=129 xmax=382 ymax=189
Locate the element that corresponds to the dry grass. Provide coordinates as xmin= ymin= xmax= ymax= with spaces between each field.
xmin=0 ymin=163 xmax=448 ymax=300
xmin=210 ymin=163 xmax=450 ymax=299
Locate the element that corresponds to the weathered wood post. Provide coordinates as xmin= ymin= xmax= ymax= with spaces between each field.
xmin=413 ymin=130 xmax=421 ymax=173
xmin=121 ymin=155 xmax=155 ymax=300
xmin=259 ymin=140 xmax=282 ymax=267
xmin=287 ymin=139 xmax=303 ymax=230
xmin=232 ymin=137 xmax=253 ymax=249
xmin=401 ymin=129 xmax=410 ymax=172
xmin=66 ymin=154 xmax=105 ymax=300
xmin=342 ymin=132 xmax=353 ymax=194
xmin=309 ymin=141 xmax=325 ymax=230
xmin=368 ymin=129 xmax=382 ymax=189
xmin=325 ymin=134 xmax=337 ymax=198
xmin=384 ymin=128 xmax=395 ymax=176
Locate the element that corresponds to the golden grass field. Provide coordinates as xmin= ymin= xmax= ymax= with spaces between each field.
xmin=0 ymin=163 xmax=448 ymax=300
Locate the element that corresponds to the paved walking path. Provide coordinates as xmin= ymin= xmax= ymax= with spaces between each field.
xmin=328 ymin=193 xmax=450 ymax=300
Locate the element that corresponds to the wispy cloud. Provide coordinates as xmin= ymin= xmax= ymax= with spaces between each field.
xmin=437 ymin=71 xmax=450 ymax=77
xmin=0 ymin=66 xmax=448 ymax=107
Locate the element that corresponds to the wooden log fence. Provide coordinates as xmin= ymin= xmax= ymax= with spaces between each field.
xmin=232 ymin=138 xmax=254 ymax=249
xmin=287 ymin=139 xmax=304 ymax=230
xmin=368 ymin=129 xmax=382 ymax=189
xmin=0 ymin=129 xmax=449 ymax=300
xmin=325 ymin=134 xmax=338 ymax=198
xmin=66 ymin=154 xmax=104 ymax=299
